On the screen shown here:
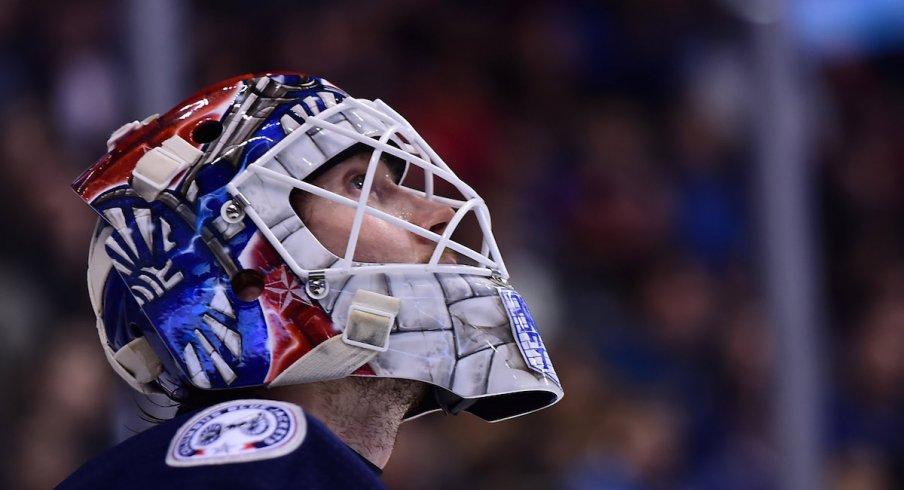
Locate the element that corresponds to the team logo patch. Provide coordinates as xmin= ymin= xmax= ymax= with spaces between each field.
xmin=499 ymin=289 xmax=561 ymax=387
xmin=166 ymin=399 xmax=306 ymax=467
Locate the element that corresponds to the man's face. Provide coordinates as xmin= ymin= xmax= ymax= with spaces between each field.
xmin=292 ymin=151 xmax=455 ymax=264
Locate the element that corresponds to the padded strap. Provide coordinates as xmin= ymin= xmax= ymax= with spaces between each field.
xmin=270 ymin=290 xmax=400 ymax=386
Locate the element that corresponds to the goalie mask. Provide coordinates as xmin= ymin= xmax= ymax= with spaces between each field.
xmin=74 ymin=72 xmax=562 ymax=421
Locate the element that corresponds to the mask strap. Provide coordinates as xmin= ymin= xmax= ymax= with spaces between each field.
xmin=268 ymin=290 xmax=399 ymax=385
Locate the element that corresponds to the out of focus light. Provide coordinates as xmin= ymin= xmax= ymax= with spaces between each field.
xmin=723 ymin=0 xmax=904 ymax=57
xmin=792 ymin=0 xmax=904 ymax=57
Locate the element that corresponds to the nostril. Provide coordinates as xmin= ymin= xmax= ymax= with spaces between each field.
xmin=408 ymin=195 xmax=455 ymax=241
xmin=411 ymin=204 xmax=453 ymax=246
xmin=429 ymin=222 xmax=448 ymax=236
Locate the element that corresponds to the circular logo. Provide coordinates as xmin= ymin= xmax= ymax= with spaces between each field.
xmin=166 ymin=399 xmax=306 ymax=467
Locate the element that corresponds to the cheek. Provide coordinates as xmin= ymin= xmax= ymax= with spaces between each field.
xmin=354 ymin=215 xmax=417 ymax=262
xmin=304 ymin=200 xmax=355 ymax=253
xmin=303 ymin=200 xmax=416 ymax=262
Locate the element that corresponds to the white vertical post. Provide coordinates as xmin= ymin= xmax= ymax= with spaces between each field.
xmin=124 ymin=0 xmax=187 ymax=116
xmin=750 ymin=2 xmax=825 ymax=489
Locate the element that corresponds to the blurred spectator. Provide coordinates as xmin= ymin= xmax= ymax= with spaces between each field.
xmin=6 ymin=321 xmax=114 ymax=490
xmin=830 ymin=447 xmax=892 ymax=490
xmin=564 ymin=395 xmax=685 ymax=490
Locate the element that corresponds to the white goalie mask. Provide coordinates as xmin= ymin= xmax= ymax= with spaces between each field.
xmin=76 ymin=73 xmax=562 ymax=421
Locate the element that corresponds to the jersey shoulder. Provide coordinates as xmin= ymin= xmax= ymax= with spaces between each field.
xmin=56 ymin=398 xmax=386 ymax=490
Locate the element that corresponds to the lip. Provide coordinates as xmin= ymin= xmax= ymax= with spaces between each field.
xmin=421 ymin=250 xmax=459 ymax=265
xmin=439 ymin=251 xmax=458 ymax=265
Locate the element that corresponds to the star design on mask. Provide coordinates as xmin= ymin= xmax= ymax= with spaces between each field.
xmin=264 ymin=267 xmax=306 ymax=312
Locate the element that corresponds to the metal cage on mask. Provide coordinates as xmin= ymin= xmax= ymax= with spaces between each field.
xmin=228 ymin=95 xmax=508 ymax=293
xmin=76 ymin=73 xmax=562 ymax=422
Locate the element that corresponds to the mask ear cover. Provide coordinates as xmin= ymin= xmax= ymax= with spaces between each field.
xmin=100 ymin=268 xmax=162 ymax=392
xmin=101 ymin=268 xmax=186 ymax=396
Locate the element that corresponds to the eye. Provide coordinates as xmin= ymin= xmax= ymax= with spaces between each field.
xmin=351 ymin=174 xmax=366 ymax=190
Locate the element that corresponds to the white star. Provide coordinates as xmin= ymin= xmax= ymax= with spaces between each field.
xmin=265 ymin=267 xmax=305 ymax=311
xmin=213 ymin=440 xmax=236 ymax=454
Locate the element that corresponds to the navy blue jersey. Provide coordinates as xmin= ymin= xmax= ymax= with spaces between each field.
xmin=56 ymin=399 xmax=386 ymax=490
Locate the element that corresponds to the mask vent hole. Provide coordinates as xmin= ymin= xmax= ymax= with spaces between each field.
xmin=231 ymin=269 xmax=265 ymax=302
xmin=191 ymin=119 xmax=223 ymax=144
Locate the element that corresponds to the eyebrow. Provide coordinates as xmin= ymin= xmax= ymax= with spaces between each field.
xmin=304 ymin=143 xmax=404 ymax=184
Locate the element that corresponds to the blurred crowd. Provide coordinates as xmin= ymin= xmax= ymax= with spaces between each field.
xmin=1 ymin=0 xmax=903 ymax=489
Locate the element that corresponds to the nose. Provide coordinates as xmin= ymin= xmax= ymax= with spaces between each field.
xmin=407 ymin=192 xmax=455 ymax=239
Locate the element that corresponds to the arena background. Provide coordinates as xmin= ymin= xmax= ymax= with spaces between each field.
xmin=1 ymin=1 xmax=903 ymax=488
